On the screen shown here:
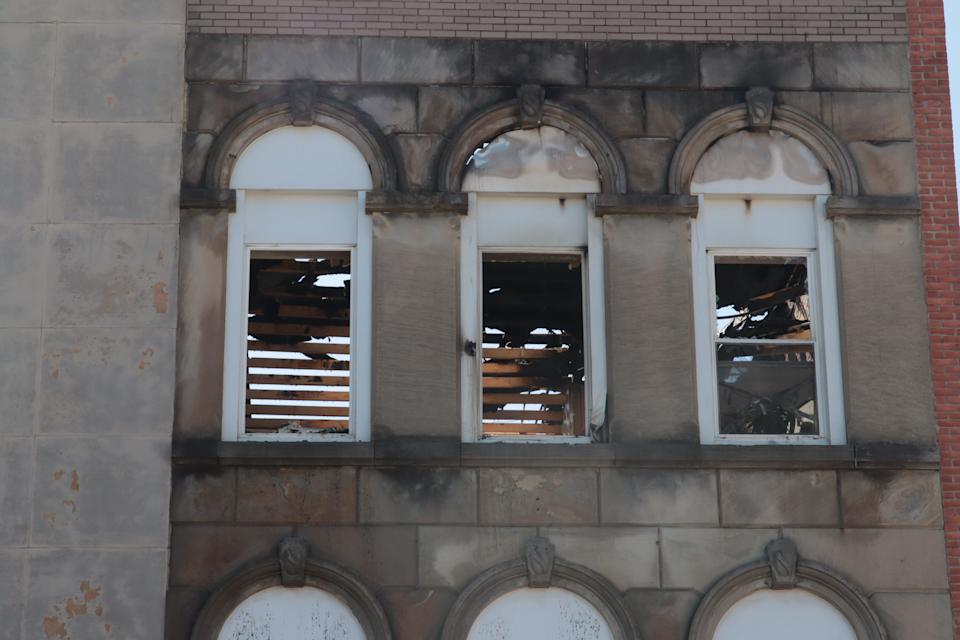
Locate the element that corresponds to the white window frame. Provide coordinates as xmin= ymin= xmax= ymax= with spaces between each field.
xmin=692 ymin=194 xmax=845 ymax=445
xmin=460 ymin=193 xmax=607 ymax=444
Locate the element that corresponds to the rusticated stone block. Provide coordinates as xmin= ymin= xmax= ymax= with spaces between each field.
xmin=0 ymin=438 xmax=32 ymax=545
xmin=418 ymin=526 xmax=533 ymax=588
xmin=720 ymin=470 xmax=839 ymax=527
xmin=475 ymin=40 xmax=585 ymax=85
xmin=588 ymin=42 xmax=698 ymax=88
xmin=317 ymin=85 xmax=417 ymax=134
xmin=186 ymin=34 xmax=243 ymax=81
xmin=393 ymin=134 xmax=443 ymax=191
xmin=619 ymin=138 xmax=676 ymax=193
xmin=417 ymin=86 xmax=513 ymax=134
xmin=550 ymin=88 xmax=645 ymax=138
xmin=601 ymin=470 xmax=717 ymax=525
xmin=359 ymin=468 xmax=476 ymax=524
xmin=660 ymin=527 xmax=778 ymax=590
xmin=478 ymin=468 xmax=598 ymax=525
xmin=170 ymin=525 xmax=293 ymax=587
xmin=171 ymin=468 xmax=236 ymax=523
xmin=164 ymin=588 xmax=208 ymax=640
xmin=624 ymin=590 xmax=701 ymax=640
xmin=542 ymin=527 xmax=659 ymax=590
xmin=299 ymin=525 xmax=418 ymax=587
xmin=236 ymin=467 xmax=356 ymax=524
xmin=361 ymin=38 xmax=471 ymax=84
xmin=0 ymin=0 xmax=56 ymax=20
xmin=848 ymin=141 xmax=917 ymax=195
xmin=380 ymin=588 xmax=458 ymax=640
xmin=246 ymin=36 xmax=357 ymax=81
xmin=0 ymin=550 xmax=25 ymax=640
xmin=814 ymin=44 xmax=910 ymax=90
xmin=645 ymin=90 xmax=741 ymax=139
xmin=825 ymin=92 xmax=913 ymax=142
xmin=0 ymin=24 xmax=53 ymax=119
xmin=841 ymin=471 xmax=943 ymax=528
xmin=776 ymin=91 xmax=821 ymax=118
xmin=58 ymin=0 xmax=182 ymax=22
xmin=0 ymin=121 xmax=50 ymax=223
xmin=0 ymin=330 xmax=39 ymax=435
xmin=0 ymin=225 xmax=44 ymax=327
xmin=187 ymin=83 xmax=286 ymax=134
xmin=181 ymin=132 xmax=214 ymax=188
xmin=870 ymin=593 xmax=954 ymax=640
xmin=701 ymin=43 xmax=812 ymax=89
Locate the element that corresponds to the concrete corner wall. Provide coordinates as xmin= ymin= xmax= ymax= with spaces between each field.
xmin=0 ymin=1 xmax=184 ymax=637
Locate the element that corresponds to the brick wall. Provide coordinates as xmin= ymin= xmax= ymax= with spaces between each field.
xmin=907 ymin=0 xmax=960 ymax=635
xmin=187 ymin=0 xmax=908 ymax=42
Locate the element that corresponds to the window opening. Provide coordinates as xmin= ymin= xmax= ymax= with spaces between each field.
xmin=245 ymin=250 xmax=352 ymax=435
xmin=480 ymin=253 xmax=586 ymax=437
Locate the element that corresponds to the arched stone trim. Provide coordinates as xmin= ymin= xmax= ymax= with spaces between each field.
xmin=687 ymin=538 xmax=887 ymax=640
xmin=668 ymin=103 xmax=860 ymax=197
xmin=436 ymin=100 xmax=628 ymax=194
xmin=439 ymin=536 xmax=639 ymax=640
xmin=204 ymin=93 xmax=399 ymax=191
xmin=190 ymin=537 xmax=392 ymax=640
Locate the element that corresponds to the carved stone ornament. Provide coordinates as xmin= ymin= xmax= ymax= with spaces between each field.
xmin=766 ymin=538 xmax=799 ymax=589
xmin=746 ymin=86 xmax=775 ymax=132
xmin=524 ymin=536 xmax=556 ymax=588
xmin=518 ymin=84 xmax=546 ymax=129
xmin=289 ymin=80 xmax=317 ymax=126
xmin=278 ymin=536 xmax=310 ymax=587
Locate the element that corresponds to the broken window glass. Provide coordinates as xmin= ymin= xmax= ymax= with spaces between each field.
xmin=480 ymin=253 xmax=586 ymax=437
xmin=245 ymin=251 xmax=351 ymax=435
xmin=713 ymin=256 xmax=818 ymax=436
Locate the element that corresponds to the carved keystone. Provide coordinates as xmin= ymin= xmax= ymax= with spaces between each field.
xmin=523 ymin=536 xmax=556 ymax=588
xmin=765 ymin=538 xmax=799 ymax=589
xmin=518 ymin=85 xmax=546 ymax=129
xmin=746 ymin=87 xmax=774 ymax=132
xmin=278 ymin=536 xmax=310 ymax=587
xmin=289 ymin=81 xmax=317 ymax=126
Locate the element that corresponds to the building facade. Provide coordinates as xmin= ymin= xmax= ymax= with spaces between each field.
xmin=1 ymin=1 xmax=958 ymax=639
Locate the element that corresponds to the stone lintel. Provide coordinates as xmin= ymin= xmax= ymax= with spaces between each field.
xmin=826 ymin=195 xmax=920 ymax=218
xmin=365 ymin=190 xmax=468 ymax=215
xmin=594 ymin=193 xmax=699 ymax=217
xmin=180 ymin=187 xmax=237 ymax=212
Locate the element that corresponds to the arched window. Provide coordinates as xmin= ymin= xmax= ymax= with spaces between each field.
xmin=467 ymin=587 xmax=615 ymax=640
xmin=217 ymin=586 xmax=366 ymax=640
xmin=712 ymin=589 xmax=855 ymax=640
xmin=690 ymin=130 xmax=845 ymax=444
xmin=459 ymin=126 xmax=607 ymax=442
xmin=222 ymin=125 xmax=374 ymax=442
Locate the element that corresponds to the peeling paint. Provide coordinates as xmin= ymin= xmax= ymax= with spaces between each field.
xmin=41 ymin=581 xmax=110 ymax=640
xmin=41 ymin=615 xmax=67 ymax=639
xmin=138 ymin=347 xmax=155 ymax=370
xmin=152 ymin=281 xmax=168 ymax=313
xmin=62 ymin=500 xmax=76 ymax=513
xmin=70 ymin=470 xmax=80 ymax=493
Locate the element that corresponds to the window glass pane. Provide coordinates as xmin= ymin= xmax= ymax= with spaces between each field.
xmin=717 ymin=344 xmax=818 ymax=436
xmin=481 ymin=253 xmax=585 ymax=437
xmin=715 ymin=256 xmax=812 ymax=341
xmin=245 ymin=251 xmax=351 ymax=435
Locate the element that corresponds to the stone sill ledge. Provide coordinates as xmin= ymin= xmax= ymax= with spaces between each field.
xmin=172 ymin=439 xmax=939 ymax=470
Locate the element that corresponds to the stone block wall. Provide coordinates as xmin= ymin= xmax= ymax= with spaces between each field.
xmin=0 ymin=1 xmax=184 ymax=638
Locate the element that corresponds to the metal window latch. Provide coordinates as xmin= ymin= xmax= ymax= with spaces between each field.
xmin=464 ymin=340 xmax=477 ymax=357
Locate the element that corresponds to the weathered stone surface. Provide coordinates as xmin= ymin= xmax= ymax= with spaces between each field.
xmin=0 ymin=225 xmax=44 ymax=327
xmin=246 ymin=36 xmax=357 ymax=81
xmin=841 ymin=471 xmax=943 ymax=528
xmin=543 ymin=527 xmax=659 ymax=590
xmin=0 ymin=24 xmax=53 ymax=119
xmin=624 ymin=590 xmax=701 ymax=640
xmin=59 ymin=0 xmax=183 ymax=21
xmin=646 ymin=90 xmax=741 ymax=139
xmin=380 ymin=588 xmax=457 ymax=640
xmin=619 ymin=137 xmax=676 ymax=193
xmin=164 ymin=588 xmax=208 ymax=640
xmin=0 ymin=550 xmax=25 ymax=640
xmin=550 ymin=88 xmax=645 ymax=137
xmin=44 ymin=224 xmax=178 ymax=327
xmin=187 ymin=82 xmax=286 ymax=133
xmin=588 ymin=42 xmax=698 ymax=88
xmin=701 ymin=44 xmax=812 ymax=89
xmin=54 ymin=123 xmax=180 ymax=222
xmin=31 ymin=437 xmax=169 ymax=546
xmin=475 ymin=40 xmax=585 ymax=85
xmin=55 ymin=23 xmax=182 ymax=122
xmin=372 ymin=214 xmax=458 ymax=437
xmin=186 ymin=34 xmax=243 ymax=81
xmin=660 ymin=527 xmax=778 ymax=589
xmin=170 ymin=525 xmax=292 ymax=587
xmin=848 ymin=141 xmax=917 ymax=195
xmin=317 ymin=85 xmax=418 ymax=134
xmin=418 ymin=526 xmax=533 ymax=588
xmin=0 ymin=438 xmax=32 ymax=545
xmin=237 ymin=467 xmax=356 ymax=524
xmin=478 ymin=469 xmax=598 ymax=525
xmin=0 ymin=122 xmax=50 ymax=222
xmin=182 ymin=132 xmax=214 ymax=187
xmin=0 ymin=0 xmax=56 ymax=20
xmin=40 ymin=328 xmax=175 ymax=435
xmin=785 ymin=528 xmax=948 ymax=591
xmin=393 ymin=134 xmax=443 ymax=190
xmin=299 ymin=525 xmax=418 ymax=587
xmin=776 ymin=91 xmax=822 ymax=118
xmin=604 ymin=215 xmax=697 ymax=442
xmin=720 ymin=470 xmax=839 ymax=526
xmin=814 ymin=44 xmax=910 ymax=90
xmin=601 ymin=470 xmax=717 ymax=524
xmin=0 ymin=330 xmax=39 ymax=435
xmin=833 ymin=216 xmax=938 ymax=444
xmin=360 ymin=468 xmax=476 ymax=524
xmin=871 ymin=593 xmax=954 ymax=640
xmin=362 ymin=38 xmax=471 ymax=84
xmin=26 ymin=549 xmax=167 ymax=640
xmin=825 ymin=92 xmax=913 ymax=142
xmin=170 ymin=468 xmax=236 ymax=523
xmin=417 ymin=86 xmax=513 ymax=134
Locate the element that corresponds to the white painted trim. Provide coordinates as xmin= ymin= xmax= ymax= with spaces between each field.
xmin=221 ymin=190 xmax=248 ymax=442
xmin=460 ymin=193 xmax=482 ymax=444
xmin=353 ymin=191 xmax=373 ymax=442
xmin=586 ymin=205 xmax=607 ymax=431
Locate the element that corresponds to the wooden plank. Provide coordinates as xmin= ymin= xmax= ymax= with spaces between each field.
xmin=275 ymin=304 xmax=350 ymax=320
xmin=483 ymin=333 xmax=568 ymax=347
xmin=248 ymin=341 xmax=350 ymax=356
xmin=248 ymin=389 xmax=350 ymax=402
xmin=481 ymin=362 xmax=528 ymax=375
xmin=247 ymin=405 xmax=350 ymax=417
xmin=245 ymin=418 xmax=349 ymax=430
xmin=247 ymin=357 xmax=350 ymax=371
xmin=482 ymin=377 xmax=552 ymax=389
xmin=248 ymin=322 xmax=349 ymax=338
xmin=482 ymin=393 xmax=567 ymax=405
xmin=247 ymin=374 xmax=350 ymax=386
xmin=482 ymin=410 xmax=564 ymax=421
xmin=482 ymin=347 xmax=567 ymax=360
xmin=482 ymin=422 xmax=565 ymax=435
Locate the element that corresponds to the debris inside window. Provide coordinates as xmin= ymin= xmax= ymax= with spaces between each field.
xmin=481 ymin=253 xmax=586 ymax=437
xmin=714 ymin=256 xmax=818 ymax=435
xmin=245 ymin=251 xmax=351 ymax=435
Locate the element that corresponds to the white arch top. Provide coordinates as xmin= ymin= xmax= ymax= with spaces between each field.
xmin=462 ymin=126 xmax=601 ymax=193
xmin=230 ymin=126 xmax=374 ymax=190
xmin=691 ymin=130 xmax=831 ymax=195
xmin=217 ymin=586 xmax=366 ymax=640
xmin=466 ymin=587 xmax=614 ymax=640
xmin=713 ymin=589 xmax=856 ymax=640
